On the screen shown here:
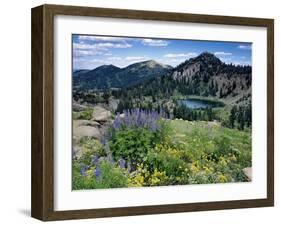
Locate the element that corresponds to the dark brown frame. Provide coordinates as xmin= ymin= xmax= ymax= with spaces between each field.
xmin=31 ymin=4 xmax=274 ymax=221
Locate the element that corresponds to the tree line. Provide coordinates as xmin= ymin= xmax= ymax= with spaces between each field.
xmin=224 ymin=102 xmax=252 ymax=130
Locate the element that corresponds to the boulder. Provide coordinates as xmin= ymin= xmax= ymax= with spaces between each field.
xmin=242 ymin=167 xmax=252 ymax=181
xmin=73 ymin=126 xmax=101 ymax=141
xmin=73 ymin=120 xmax=101 ymax=128
xmin=73 ymin=102 xmax=87 ymax=112
xmin=108 ymin=98 xmax=119 ymax=111
xmin=92 ymin=106 xmax=112 ymax=122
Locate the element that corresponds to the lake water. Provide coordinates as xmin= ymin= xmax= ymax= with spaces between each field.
xmin=179 ymin=99 xmax=223 ymax=109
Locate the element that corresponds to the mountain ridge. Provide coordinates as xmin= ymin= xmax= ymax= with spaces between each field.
xmin=73 ymin=52 xmax=251 ymax=104
xmin=73 ymin=60 xmax=173 ymax=90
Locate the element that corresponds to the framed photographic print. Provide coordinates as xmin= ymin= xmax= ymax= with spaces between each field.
xmin=31 ymin=4 xmax=274 ymax=221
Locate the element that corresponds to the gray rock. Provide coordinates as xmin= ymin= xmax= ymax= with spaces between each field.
xmin=73 ymin=126 xmax=101 ymax=141
xmin=73 ymin=102 xmax=87 ymax=112
xmin=92 ymin=106 xmax=112 ymax=122
xmin=108 ymin=98 xmax=119 ymax=111
xmin=73 ymin=120 xmax=101 ymax=128
xmin=72 ymin=146 xmax=80 ymax=159
xmin=242 ymin=167 xmax=252 ymax=181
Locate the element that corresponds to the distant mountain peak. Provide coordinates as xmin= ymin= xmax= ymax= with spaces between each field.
xmin=198 ymin=51 xmax=216 ymax=58
xmin=194 ymin=52 xmax=222 ymax=64
xmin=174 ymin=51 xmax=222 ymax=72
xmin=139 ymin=59 xmax=173 ymax=69
xmin=95 ymin=64 xmax=120 ymax=70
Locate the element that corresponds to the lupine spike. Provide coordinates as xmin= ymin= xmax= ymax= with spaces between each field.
xmin=111 ymin=108 xmax=167 ymax=132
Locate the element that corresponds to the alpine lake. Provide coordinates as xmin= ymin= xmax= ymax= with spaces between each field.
xmin=178 ymin=98 xmax=225 ymax=109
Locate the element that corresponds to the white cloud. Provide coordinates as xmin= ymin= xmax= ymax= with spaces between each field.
xmin=214 ymin=52 xmax=232 ymax=56
xmin=219 ymin=57 xmax=231 ymax=61
xmin=73 ymin=50 xmax=102 ymax=57
xmin=73 ymin=42 xmax=131 ymax=50
xmin=238 ymin=45 xmax=252 ymax=50
xmin=78 ymin=35 xmax=129 ymax=42
xmin=107 ymin=56 xmax=122 ymax=61
xmin=73 ymin=43 xmax=97 ymax=50
xmin=142 ymin=39 xmax=168 ymax=47
xmin=73 ymin=41 xmax=132 ymax=57
xmin=90 ymin=59 xmax=105 ymax=63
xmin=164 ymin=53 xmax=197 ymax=58
xmin=125 ymin=56 xmax=148 ymax=61
xmin=219 ymin=57 xmax=251 ymax=66
xmin=73 ymin=58 xmax=104 ymax=63
xmin=232 ymin=61 xmax=251 ymax=66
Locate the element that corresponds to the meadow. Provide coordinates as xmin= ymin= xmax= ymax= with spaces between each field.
xmin=72 ymin=108 xmax=251 ymax=189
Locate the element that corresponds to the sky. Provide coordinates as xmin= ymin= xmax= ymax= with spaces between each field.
xmin=72 ymin=34 xmax=252 ymax=70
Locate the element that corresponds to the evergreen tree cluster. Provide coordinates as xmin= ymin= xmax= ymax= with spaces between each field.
xmin=173 ymin=104 xmax=216 ymax=121
xmin=227 ymin=102 xmax=252 ymax=130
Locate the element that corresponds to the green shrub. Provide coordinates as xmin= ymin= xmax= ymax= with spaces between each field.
xmin=73 ymin=108 xmax=93 ymax=120
xmin=212 ymin=135 xmax=234 ymax=159
xmin=72 ymin=160 xmax=128 ymax=190
xmin=94 ymin=161 xmax=128 ymax=189
xmin=146 ymin=145 xmax=187 ymax=182
xmin=109 ymin=127 xmax=156 ymax=165
xmin=76 ymin=138 xmax=105 ymax=166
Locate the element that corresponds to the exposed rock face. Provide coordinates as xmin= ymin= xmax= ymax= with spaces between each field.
xmin=92 ymin=106 xmax=112 ymax=122
xmin=172 ymin=62 xmax=200 ymax=81
xmin=73 ymin=126 xmax=101 ymax=141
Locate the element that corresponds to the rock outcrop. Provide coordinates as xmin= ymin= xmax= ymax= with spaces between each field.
xmin=91 ymin=106 xmax=112 ymax=122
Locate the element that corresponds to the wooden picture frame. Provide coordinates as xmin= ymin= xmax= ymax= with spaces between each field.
xmin=31 ymin=4 xmax=274 ymax=221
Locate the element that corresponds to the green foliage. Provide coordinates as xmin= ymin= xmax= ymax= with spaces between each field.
xmin=72 ymin=160 xmax=128 ymax=190
xmin=95 ymin=161 xmax=128 ymax=189
xmin=173 ymin=103 xmax=217 ymax=121
xmin=225 ymin=103 xmax=251 ymax=130
xmin=77 ymin=138 xmax=106 ymax=165
xmin=229 ymin=105 xmax=237 ymax=128
xmin=109 ymin=127 xmax=156 ymax=165
xmin=167 ymin=120 xmax=251 ymax=183
xmin=73 ymin=119 xmax=251 ymax=189
xmin=146 ymin=145 xmax=186 ymax=179
xmin=73 ymin=108 xmax=93 ymax=120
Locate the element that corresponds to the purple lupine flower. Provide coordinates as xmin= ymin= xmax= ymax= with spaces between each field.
xmin=111 ymin=108 xmax=166 ymax=132
xmin=80 ymin=164 xmax=87 ymax=176
xmin=91 ymin=155 xmax=99 ymax=165
xmin=119 ymin=157 xmax=126 ymax=169
xmin=112 ymin=112 xmax=121 ymax=130
xmin=94 ymin=166 xmax=101 ymax=179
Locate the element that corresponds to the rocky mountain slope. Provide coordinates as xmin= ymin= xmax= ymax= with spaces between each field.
xmin=171 ymin=52 xmax=252 ymax=101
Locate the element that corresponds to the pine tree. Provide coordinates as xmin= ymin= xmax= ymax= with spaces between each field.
xmin=219 ymin=88 xmax=223 ymax=98
xmin=237 ymin=106 xmax=245 ymax=130
xmin=245 ymin=102 xmax=252 ymax=127
xmin=229 ymin=105 xmax=237 ymax=128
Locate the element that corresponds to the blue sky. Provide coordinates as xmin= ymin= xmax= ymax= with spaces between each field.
xmin=72 ymin=34 xmax=252 ymax=70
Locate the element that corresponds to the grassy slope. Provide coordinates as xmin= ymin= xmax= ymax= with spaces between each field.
xmin=168 ymin=119 xmax=252 ymax=169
